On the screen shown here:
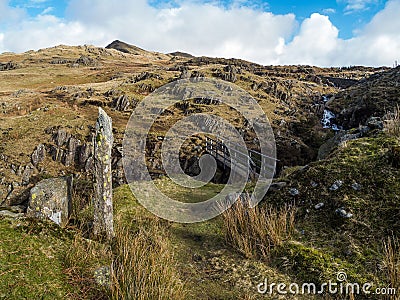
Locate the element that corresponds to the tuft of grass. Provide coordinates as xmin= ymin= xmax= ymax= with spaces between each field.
xmin=221 ymin=195 xmax=295 ymax=260
xmin=383 ymin=237 xmax=400 ymax=296
xmin=110 ymin=217 xmax=186 ymax=300
xmin=63 ymin=235 xmax=112 ymax=300
xmin=385 ymin=105 xmax=400 ymax=139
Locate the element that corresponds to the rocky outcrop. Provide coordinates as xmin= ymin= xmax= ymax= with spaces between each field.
xmin=112 ymin=95 xmax=130 ymax=111
xmin=47 ymin=128 xmax=94 ymax=171
xmin=0 ymin=61 xmax=18 ymax=71
xmin=27 ymin=176 xmax=73 ymax=227
xmin=31 ymin=144 xmax=46 ymax=167
xmin=214 ymin=65 xmax=238 ymax=83
xmin=71 ymin=55 xmax=99 ymax=67
xmin=327 ymin=67 xmax=400 ymax=129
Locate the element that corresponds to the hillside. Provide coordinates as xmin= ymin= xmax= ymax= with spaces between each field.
xmin=0 ymin=41 xmax=399 ymax=299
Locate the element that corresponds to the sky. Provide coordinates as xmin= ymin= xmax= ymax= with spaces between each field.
xmin=0 ymin=0 xmax=399 ymax=66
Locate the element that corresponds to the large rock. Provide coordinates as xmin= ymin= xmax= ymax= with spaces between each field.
xmin=27 ymin=177 xmax=73 ymax=227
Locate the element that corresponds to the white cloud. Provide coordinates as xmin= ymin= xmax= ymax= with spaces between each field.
xmin=0 ymin=33 xmax=4 ymax=52
xmin=322 ymin=8 xmax=336 ymax=14
xmin=341 ymin=0 xmax=376 ymax=12
xmin=41 ymin=7 xmax=54 ymax=15
xmin=279 ymin=13 xmax=340 ymax=66
xmin=0 ymin=0 xmax=399 ymax=66
xmin=0 ymin=0 xmax=26 ymax=25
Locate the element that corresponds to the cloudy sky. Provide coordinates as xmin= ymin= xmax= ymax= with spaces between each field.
xmin=1 ymin=0 xmax=399 ymax=66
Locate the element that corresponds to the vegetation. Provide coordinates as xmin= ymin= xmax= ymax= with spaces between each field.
xmin=221 ymin=196 xmax=295 ymax=259
xmin=0 ymin=42 xmax=399 ymax=299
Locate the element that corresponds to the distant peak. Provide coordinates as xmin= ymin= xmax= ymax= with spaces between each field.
xmin=168 ymin=51 xmax=195 ymax=58
xmin=105 ymin=40 xmax=145 ymax=54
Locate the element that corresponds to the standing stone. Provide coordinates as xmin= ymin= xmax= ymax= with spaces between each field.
xmin=27 ymin=177 xmax=72 ymax=227
xmin=93 ymin=107 xmax=114 ymax=240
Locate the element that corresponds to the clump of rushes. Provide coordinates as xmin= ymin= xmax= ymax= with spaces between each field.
xmin=385 ymin=105 xmax=400 ymax=138
xmin=383 ymin=237 xmax=400 ymax=297
xmin=63 ymin=235 xmax=112 ymax=300
xmin=110 ymin=217 xmax=186 ymax=300
xmin=221 ymin=195 xmax=295 ymax=259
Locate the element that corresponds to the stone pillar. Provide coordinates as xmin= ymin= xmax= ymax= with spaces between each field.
xmin=93 ymin=107 xmax=114 ymax=240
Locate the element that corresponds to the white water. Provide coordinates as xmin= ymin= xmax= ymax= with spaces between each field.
xmin=321 ymin=96 xmax=341 ymax=131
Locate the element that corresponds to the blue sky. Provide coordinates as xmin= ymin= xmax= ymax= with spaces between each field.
xmin=1 ymin=0 xmax=399 ymax=66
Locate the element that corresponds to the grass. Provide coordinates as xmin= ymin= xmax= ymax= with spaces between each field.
xmin=221 ymin=195 xmax=295 ymax=260
xmin=383 ymin=237 xmax=400 ymax=297
xmin=110 ymin=216 xmax=186 ymax=300
xmin=0 ymin=217 xmax=73 ymax=299
xmin=63 ymin=235 xmax=111 ymax=300
xmin=385 ymin=105 xmax=400 ymax=139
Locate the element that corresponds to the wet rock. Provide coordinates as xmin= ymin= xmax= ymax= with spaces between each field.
xmin=27 ymin=177 xmax=73 ymax=227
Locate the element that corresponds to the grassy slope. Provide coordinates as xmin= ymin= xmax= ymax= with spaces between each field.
xmin=0 ymin=218 xmax=73 ymax=299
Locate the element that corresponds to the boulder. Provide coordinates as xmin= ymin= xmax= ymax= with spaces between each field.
xmin=27 ymin=177 xmax=73 ymax=227
xmin=3 ymin=184 xmax=32 ymax=206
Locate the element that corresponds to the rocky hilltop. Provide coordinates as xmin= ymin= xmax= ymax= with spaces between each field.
xmin=0 ymin=41 xmax=398 ymax=299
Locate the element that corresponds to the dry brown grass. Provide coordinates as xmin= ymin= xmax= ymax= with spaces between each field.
xmin=221 ymin=195 xmax=295 ymax=260
xmin=64 ymin=235 xmax=112 ymax=300
xmin=385 ymin=105 xmax=400 ymax=138
xmin=383 ymin=237 xmax=400 ymax=298
xmin=110 ymin=217 xmax=186 ymax=300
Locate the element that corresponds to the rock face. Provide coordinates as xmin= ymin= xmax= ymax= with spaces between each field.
xmin=93 ymin=108 xmax=114 ymax=240
xmin=27 ymin=177 xmax=73 ymax=227
xmin=0 ymin=61 xmax=18 ymax=71
xmin=31 ymin=144 xmax=46 ymax=166
xmin=47 ymin=128 xmax=94 ymax=171
xmin=328 ymin=66 xmax=400 ymax=129
xmin=113 ymin=95 xmax=130 ymax=111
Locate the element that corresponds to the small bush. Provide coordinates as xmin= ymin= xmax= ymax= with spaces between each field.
xmin=221 ymin=195 xmax=295 ymax=259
